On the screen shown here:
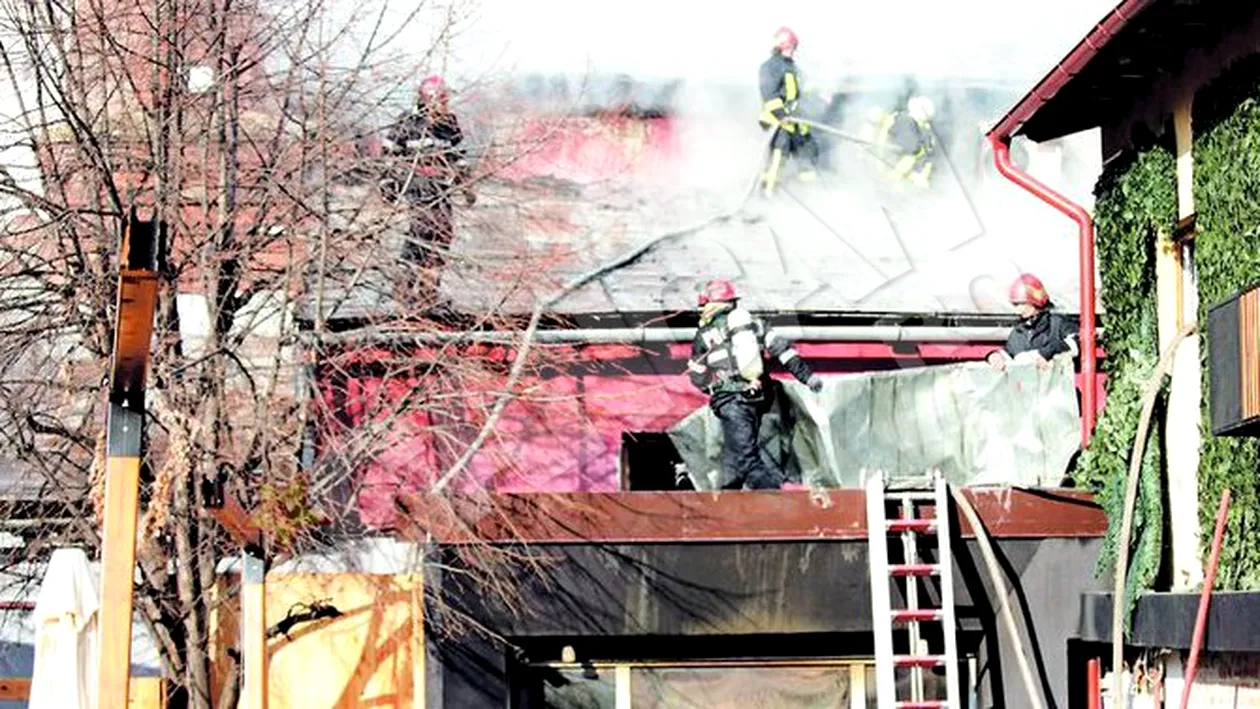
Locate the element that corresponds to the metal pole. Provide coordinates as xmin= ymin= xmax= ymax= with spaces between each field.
xmin=308 ymin=324 xmax=1012 ymax=347
xmin=1180 ymin=488 xmax=1232 ymax=709
xmin=1087 ymin=658 xmax=1101 ymax=709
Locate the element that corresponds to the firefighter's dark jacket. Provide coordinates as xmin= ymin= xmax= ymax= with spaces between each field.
xmin=688 ymin=304 xmax=814 ymax=396
xmin=1004 ymin=310 xmax=1079 ymax=361
xmin=885 ymin=111 xmax=933 ymax=157
xmin=384 ymin=106 xmax=468 ymax=188
xmin=759 ymin=51 xmax=802 ymax=130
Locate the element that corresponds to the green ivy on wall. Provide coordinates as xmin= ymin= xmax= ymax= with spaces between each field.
xmin=1192 ymin=54 xmax=1260 ymax=590
xmin=1083 ymin=52 xmax=1260 ymax=604
xmin=1078 ymin=144 xmax=1176 ymax=621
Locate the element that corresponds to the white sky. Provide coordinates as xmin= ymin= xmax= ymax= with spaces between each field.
xmin=446 ymin=0 xmax=1121 ymax=84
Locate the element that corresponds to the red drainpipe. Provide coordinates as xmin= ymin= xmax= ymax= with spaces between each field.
xmin=983 ymin=0 xmax=1160 ymax=447
xmin=989 ymin=135 xmax=1098 ymax=447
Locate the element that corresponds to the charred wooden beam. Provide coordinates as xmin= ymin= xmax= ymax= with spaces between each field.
xmin=98 ymin=212 xmax=162 ymax=707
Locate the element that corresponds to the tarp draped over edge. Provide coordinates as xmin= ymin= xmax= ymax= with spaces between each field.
xmin=668 ymin=357 xmax=1081 ymax=490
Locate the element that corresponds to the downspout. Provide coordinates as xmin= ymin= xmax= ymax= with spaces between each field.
xmin=989 ymin=134 xmax=1098 ymax=447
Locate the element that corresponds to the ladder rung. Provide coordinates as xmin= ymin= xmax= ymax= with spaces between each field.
xmin=887 ymin=519 xmax=936 ymax=533
xmin=892 ymin=609 xmax=943 ymax=623
xmin=889 ymin=563 xmax=940 ymax=577
xmin=884 ymin=477 xmax=935 ymax=491
xmin=891 ymin=492 xmax=936 ymax=502
xmin=896 ymin=702 xmax=948 ymax=709
xmin=894 ymin=655 xmax=947 ymax=668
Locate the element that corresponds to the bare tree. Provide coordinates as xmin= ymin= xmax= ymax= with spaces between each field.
xmin=0 ymin=0 xmax=608 ymax=704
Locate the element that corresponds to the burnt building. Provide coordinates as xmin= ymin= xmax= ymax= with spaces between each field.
xmin=298 ymin=68 xmax=1114 ymax=709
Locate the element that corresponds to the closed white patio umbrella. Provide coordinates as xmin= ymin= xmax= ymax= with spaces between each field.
xmin=28 ymin=548 xmax=99 ymax=709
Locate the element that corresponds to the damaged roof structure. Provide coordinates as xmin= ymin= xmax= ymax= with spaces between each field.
xmin=305 ymin=72 xmax=1102 ymax=326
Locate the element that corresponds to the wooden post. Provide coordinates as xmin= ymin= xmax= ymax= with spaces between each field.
xmin=98 ymin=216 xmax=161 ymax=708
xmin=410 ymin=573 xmax=426 ymax=709
xmin=97 ymin=408 xmax=143 ymax=707
xmin=1167 ymin=99 xmax=1204 ymax=591
xmin=240 ymin=548 xmax=267 ymax=709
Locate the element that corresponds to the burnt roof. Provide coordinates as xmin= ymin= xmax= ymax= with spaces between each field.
xmin=466 ymin=73 xmax=1026 ymax=120
xmin=304 ymin=76 xmax=1096 ymax=325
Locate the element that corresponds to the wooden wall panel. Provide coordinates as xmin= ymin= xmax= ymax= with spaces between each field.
xmin=1241 ymin=287 xmax=1260 ymax=420
xmin=213 ymin=574 xmax=425 ymax=709
xmin=0 ymin=677 xmax=164 ymax=707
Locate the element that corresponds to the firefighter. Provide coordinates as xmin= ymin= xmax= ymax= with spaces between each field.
xmin=381 ymin=75 xmax=476 ymax=288
xmin=987 ymin=273 xmax=1079 ymax=371
xmin=872 ymin=95 xmax=937 ymax=189
xmin=758 ymin=26 xmax=820 ymax=197
xmin=687 ymin=279 xmax=824 ymax=490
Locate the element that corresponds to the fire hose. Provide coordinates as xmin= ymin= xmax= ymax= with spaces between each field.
xmin=785 ymin=116 xmax=917 ymax=175
xmin=1110 ymin=322 xmax=1197 ymax=700
xmin=953 ymin=488 xmax=1048 ymax=709
xmin=785 ymin=117 xmax=885 ymax=148
xmin=560 ymin=115 xmax=913 ymax=301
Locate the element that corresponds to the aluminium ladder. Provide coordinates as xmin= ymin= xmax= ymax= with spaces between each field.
xmin=865 ymin=471 xmax=961 ymax=709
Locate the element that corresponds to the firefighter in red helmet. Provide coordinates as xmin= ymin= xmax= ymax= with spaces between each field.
xmin=381 ymin=74 xmax=476 ymax=302
xmin=987 ymin=273 xmax=1079 ymax=371
xmin=758 ymin=26 xmax=820 ymax=196
xmin=687 ymin=279 xmax=823 ymax=490
xmin=418 ymin=74 xmax=447 ymax=105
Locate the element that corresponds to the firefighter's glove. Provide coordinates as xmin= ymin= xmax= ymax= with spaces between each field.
xmin=806 ymin=375 xmax=824 ymax=394
xmin=986 ymin=351 xmax=1009 ymax=372
xmin=741 ymin=381 xmax=765 ymax=403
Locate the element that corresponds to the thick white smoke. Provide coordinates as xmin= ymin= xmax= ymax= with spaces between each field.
xmin=455 ymin=0 xmax=1117 ymax=85
xmin=422 ymin=0 xmax=1119 ymax=315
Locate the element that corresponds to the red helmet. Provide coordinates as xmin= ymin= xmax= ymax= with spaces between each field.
xmin=698 ymin=278 xmax=738 ymax=306
xmin=773 ymin=26 xmax=799 ymax=53
xmin=1008 ymin=273 xmax=1049 ymax=308
xmin=418 ymin=74 xmax=448 ymax=103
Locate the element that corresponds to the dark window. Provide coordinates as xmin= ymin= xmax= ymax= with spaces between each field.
xmin=620 ymin=432 xmax=690 ymax=491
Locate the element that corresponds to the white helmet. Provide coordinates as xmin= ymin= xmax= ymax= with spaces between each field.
xmin=907 ymin=96 xmax=935 ymax=122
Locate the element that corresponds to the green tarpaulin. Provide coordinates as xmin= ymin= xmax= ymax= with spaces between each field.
xmin=668 ymin=357 xmax=1081 ymax=490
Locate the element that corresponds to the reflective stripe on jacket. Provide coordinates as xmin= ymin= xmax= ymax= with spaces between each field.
xmin=759 ymin=52 xmax=807 ymax=133
xmin=688 ymin=305 xmax=814 ymax=395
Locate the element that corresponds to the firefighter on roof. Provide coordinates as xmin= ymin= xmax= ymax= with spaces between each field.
xmin=687 ymin=279 xmax=823 ymax=490
xmin=759 ymin=26 xmax=820 ymax=196
xmin=870 ymin=95 xmax=938 ymax=189
xmin=381 ymin=75 xmax=476 ymax=296
xmin=987 ymin=273 xmax=1080 ymax=371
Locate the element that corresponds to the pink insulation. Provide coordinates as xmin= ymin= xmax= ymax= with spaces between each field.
xmin=326 ymin=368 xmax=705 ymax=528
